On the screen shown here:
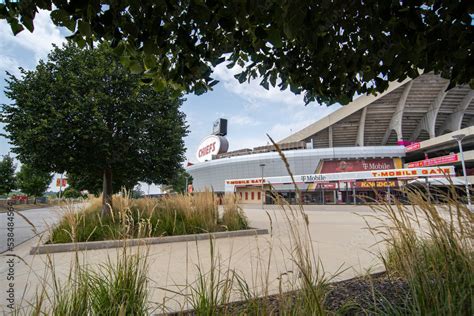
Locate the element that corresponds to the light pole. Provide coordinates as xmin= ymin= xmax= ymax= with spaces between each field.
xmin=452 ymin=134 xmax=471 ymax=208
xmin=259 ymin=163 xmax=265 ymax=209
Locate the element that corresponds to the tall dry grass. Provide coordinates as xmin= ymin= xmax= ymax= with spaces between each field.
xmin=50 ymin=190 xmax=249 ymax=243
xmin=366 ymin=185 xmax=474 ymax=315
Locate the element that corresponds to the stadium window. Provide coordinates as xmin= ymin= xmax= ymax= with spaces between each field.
xmin=251 ymin=192 xmax=255 ymax=200
xmin=245 ymin=192 xmax=248 ymax=200
xmin=258 ymin=192 xmax=261 ymax=200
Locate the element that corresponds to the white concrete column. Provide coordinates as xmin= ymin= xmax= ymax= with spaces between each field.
xmin=382 ymin=81 xmax=413 ymax=144
xmin=355 ymin=107 xmax=367 ymax=146
xmin=328 ymin=126 xmax=333 ymax=147
xmin=438 ymin=91 xmax=474 ymax=135
xmin=411 ymin=81 xmax=450 ymax=140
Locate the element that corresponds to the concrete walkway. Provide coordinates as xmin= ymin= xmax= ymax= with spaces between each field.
xmin=0 ymin=204 xmax=385 ymax=313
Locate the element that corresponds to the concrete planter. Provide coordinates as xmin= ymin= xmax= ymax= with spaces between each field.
xmin=30 ymin=228 xmax=269 ymax=255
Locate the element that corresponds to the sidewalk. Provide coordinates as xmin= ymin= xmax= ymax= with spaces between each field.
xmin=0 ymin=204 xmax=384 ymax=313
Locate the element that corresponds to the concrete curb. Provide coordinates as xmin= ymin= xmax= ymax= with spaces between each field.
xmin=30 ymin=228 xmax=269 ymax=255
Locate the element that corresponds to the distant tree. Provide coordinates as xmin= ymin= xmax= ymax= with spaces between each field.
xmin=1 ymin=1 xmax=472 ymax=104
xmin=1 ymin=42 xmax=188 ymax=216
xmin=62 ymin=187 xmax=85 ymax=199
xmin=0 ymin=154 xmax=16 ymax=195
xmin=131 ymin=184 xmax=145 ymax=199
xmin=16 ymin=164 xmax=52 ymax=203
xmin=170 ymin=169 xmax=193 ymax=194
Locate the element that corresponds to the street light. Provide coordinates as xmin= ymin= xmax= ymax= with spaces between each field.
xmin=452 ymin=134 xmax=471 ymax=208
xmin=259 ymin=163 xmax=266 ymax=209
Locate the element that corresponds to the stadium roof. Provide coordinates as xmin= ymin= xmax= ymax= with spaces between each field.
xmin=279 ymin=73 xmax=474 ymax=147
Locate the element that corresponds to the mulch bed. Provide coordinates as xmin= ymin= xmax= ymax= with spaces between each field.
xmin=164 ymin=272 xmax=410 ymax=315
xmin=324 ymin=271 xmax=410 ymax=314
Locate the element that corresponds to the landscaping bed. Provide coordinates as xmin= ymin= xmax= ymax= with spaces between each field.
xmin=164 ymin=272 xmax=410 ymax=315
xmin=48 ymin=192 xmax=249 ymax=244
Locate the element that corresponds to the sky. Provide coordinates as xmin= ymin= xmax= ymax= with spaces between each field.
xmin=0 ymin=10 xmax=340 ymax=192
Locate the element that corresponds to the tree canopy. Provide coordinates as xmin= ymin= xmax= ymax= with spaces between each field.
xmin=0 ymin=154 xmax=16 ymax=195
xmin=16 ymin=163 xmax=52 ymax=199
xmin=1 ymin=1 xmax=472 ymax=105
xmin=1 ymin=42 xmax=188 ymax=214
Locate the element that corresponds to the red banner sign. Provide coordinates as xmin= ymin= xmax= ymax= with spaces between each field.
xmin=407 ymin=154 xmax=458 ymax=168
xmin=226 ymin=178 xmax=265 ymax=185
xmin=314 ymin=182 xmax=337 ymax=189
xmin=353 ymin=180 xmax=398 ymax=189
xmin=405 ymin=142 xmax=421 ymax=152
xmin=56 ymin=178 xmax=67 ymax=187
xmin=320 ymin=158 xmax=394 ymax=173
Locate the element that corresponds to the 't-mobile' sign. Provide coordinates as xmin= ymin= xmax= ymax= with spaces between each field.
xmin=196 ymin=135 xmax=229 ymax=162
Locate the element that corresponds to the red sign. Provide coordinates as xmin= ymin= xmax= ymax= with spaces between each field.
xmin=56 ymin=178 xmax=67 ymax=187
xmin=405 ymin=142 xmax=421 ymax=152
xmin=353 ymin=180 xmax=398 ymax=189
xmin=320 ymin=158 xmax=394 ymax=173
xmin=11 ymin=195 xmax=28 ymax=201
xmin=226 ymin=179 xmax=265 ymax=185
xmin=407 ymin=154 xmax=458 ymax=168
xmin=314 ymin=182 xmax=337 ymax=189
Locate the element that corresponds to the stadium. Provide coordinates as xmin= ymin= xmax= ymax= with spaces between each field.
xmin=187 ymin=73 xmax=474 ymax=205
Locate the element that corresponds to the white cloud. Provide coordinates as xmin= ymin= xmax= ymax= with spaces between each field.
xmin=268 ymin=104 xmax=341 ymax=141
xmin=227 ymin=114 xmax=260 ymax=126
xmin=0 ymin=55 xmax=21 ymax=77
xmin=212 ymin=63 xmax=308 ymax=107
xmin=0 ymin=10 xmax=67 ymax=64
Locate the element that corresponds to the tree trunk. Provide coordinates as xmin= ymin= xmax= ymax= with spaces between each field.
xmin=101 ymin=168 xmax=113 ymax=217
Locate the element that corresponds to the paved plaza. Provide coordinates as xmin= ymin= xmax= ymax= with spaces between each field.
xmin=1 ymin=203 xmax=386 ymax=313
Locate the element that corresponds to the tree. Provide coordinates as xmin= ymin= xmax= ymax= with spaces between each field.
xmin=170 ymin=169 xmax=193 ymax=194
xmin=16 ymin=164 xmax=52 ymax=203
xmin=62 ymin=187 xmax=86 ymax=199
xmin=0 ymin=154 xmax=16 ymax=196
xmin=1 ymin=1 xmax=472 ymax=105
xmin=1 ymin=42 xmax=188 ymax=216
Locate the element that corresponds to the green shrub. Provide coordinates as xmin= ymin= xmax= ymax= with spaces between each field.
xmin=38 ymin=250 xmax=149 ymax=315
xmin=62 ymin=187 xmax=86 ymax=199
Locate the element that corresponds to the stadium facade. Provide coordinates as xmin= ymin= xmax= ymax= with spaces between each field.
xmin=187 ymin=73 xmax=474 ymax=204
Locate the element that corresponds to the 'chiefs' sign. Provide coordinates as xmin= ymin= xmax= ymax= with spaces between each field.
xmin=196 ymin=135 xmax=229 ymax=162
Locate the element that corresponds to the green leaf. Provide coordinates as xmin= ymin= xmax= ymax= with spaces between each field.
xmin=8 ymin=19 xmax=24 ymax=35
xmin=153 ymin=78 xmax=166 ymax=91
xmin=144 ymin=54 xmax=157 ymax=69
xmin=78 ymin=20 xmax=92 ymax=37
xmin=21 ymin=16 xmax=34 ymax=32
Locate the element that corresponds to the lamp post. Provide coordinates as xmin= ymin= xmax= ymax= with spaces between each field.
xmin=259 ymin=163 xmax=266 ymax=209
xmin=452 ymin=134 xmax=471 ymax=208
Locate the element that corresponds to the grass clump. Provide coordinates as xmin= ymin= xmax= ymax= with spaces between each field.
xmin=221 ymin=194 xmax=248 ymax=231
xmin=367 ymin=186 xmax=474 ymax=315
xmin=50 ymin=190 xmax=249 ymax=243
xmin=34 ymin=249 xmax=149 ymax=316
